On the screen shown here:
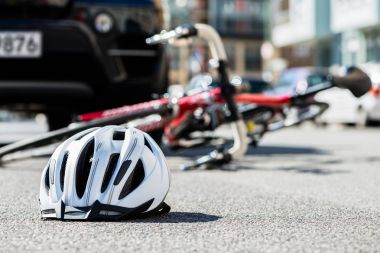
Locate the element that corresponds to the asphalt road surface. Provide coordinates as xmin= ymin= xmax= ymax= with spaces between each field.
xmin=0 ymin=125 xmax=379 ymax=252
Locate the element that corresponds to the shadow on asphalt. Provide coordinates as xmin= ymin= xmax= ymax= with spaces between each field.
xmin=164 ymin=143 xmax=350 ymax=175
xmin=163 ymin=143 xmax=328 ymax=158
xmin=270 ymin=166 xmax=346 ymax=175
xmin=130 ymin=212 xmax=221 ymax=224
xmin=217 ymin=163 xmax=348 ymax=175
xmin=246 ymin=145 xmax=328 ymax=156
xmin=162 ymin=143 xmax=347 ymax=175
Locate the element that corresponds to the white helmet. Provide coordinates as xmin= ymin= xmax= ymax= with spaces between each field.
xmin=39 ymin=126 xmax=170 ymax=220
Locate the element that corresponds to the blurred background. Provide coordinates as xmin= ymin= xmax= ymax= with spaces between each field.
xmin=167 ymin=0 xmax=380 ymax=127
xmin=0 ymin=0 xmax=379 ymax=144
xmin=168 ymin=0 xmax=380 ymax=82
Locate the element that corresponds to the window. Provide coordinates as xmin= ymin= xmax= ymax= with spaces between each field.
xmin=168 ymin=47 xmax=180 ymax=70
xmin=245 ymin=46 xmax=261 ymax=72
xmin=210 ymin=0 xmax=265 ymax=37
xmin=225 ymin=44 xmax=236 ymax=71
xmin=280 ymin=0 xmax=289 ymax=11
xmin=365 ymin=30 xmax=380 ymax=63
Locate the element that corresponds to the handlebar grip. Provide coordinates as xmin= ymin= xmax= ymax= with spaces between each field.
xmin=146 ymin=24 xmax=197 ymax=45
xmin=331 ymin=66 xmax=372 ymax=97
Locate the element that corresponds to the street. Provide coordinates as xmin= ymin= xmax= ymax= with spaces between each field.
xmin=0 ymin=125 xmax=379 ymax=252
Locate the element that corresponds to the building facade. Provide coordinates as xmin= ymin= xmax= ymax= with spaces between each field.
xmin=270 ymin=0 xmax=380 ymax=70
xmin=167 ymin=0 xmax=267 ymax=84
xmin=208 ymin=0 xmax=266 ymax=76
xmin=330 ymin=0 xmax=380 ymax=66
xmin=270 ymin=0 xmax=331 ymax=68
xmin=166 ymin=0 xmax=208 ymax=84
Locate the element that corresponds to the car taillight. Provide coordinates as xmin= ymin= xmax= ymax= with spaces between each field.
xmin=370 ymin=86 xmax=380 ymax=97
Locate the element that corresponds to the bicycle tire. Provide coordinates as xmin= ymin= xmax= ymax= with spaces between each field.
xmin=240 ymin=104 xmax=276 ymax=123
xmin=0 ymin=106 xmax=170 ymax=163
xmin=239 ymin=105 xmax=276 ymax=144
xmin=267 ymin=101 xmax=329 ymax=132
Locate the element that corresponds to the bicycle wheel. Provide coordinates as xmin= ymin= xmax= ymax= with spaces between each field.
xmin=240 ymin=102 xmax=328 ymax=147
xmin=240 ymin=104 xmax=276 ymax=124
xmin=267 ymin=101 xmax=329 ymax=132
xmin=0 ymin=106 xmax=170 ymax=163
xmin=239 ymin=105 xmax=277 ymax=146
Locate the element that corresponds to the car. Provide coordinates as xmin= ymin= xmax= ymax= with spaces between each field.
xmin=183 ymin=70 xmax=318 ymax=97
xmin=315 ymin=67 xmax=380 ymax=126
xmin=264 ymin=67 xmax=329 ymax=96
xmin=0 ymin=0 xmax=169 ymax=129
xmin=183 ymin=74 xmax=271 ymax=95
xmin=232 ymin=76 xmax=271 ymax=94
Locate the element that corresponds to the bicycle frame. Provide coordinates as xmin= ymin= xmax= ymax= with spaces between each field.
xmin=81 ymin=24 xmax=251 ymax=163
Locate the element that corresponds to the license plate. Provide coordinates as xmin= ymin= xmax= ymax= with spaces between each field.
xmin=0 ymin=32 xmax=42 ymax=58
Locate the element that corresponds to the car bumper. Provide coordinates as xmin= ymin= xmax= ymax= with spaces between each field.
xmin=0 ymin=20 xmax=127 ymax=82
xmin=0 ymin=19 xmax=167 ymax=111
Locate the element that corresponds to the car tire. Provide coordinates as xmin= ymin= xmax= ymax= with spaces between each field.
xmin=356 ymin=108 xmax=368 ymax=128
xmin=46 ymin=112 xmax=73 ymax=131
xmin=149 ymin=129 xmax=163 ymax=145
xmin=153 ymin=53 xmax=170 ymax=95
xmin=367 ymin=118 xmax=380 ymax=127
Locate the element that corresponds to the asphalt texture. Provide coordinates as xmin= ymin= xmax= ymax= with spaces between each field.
xmin=0 ymin=125 xmax=380 ymax=252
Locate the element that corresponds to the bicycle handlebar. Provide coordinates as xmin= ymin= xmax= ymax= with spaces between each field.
xmin=146 ymin=24 xmax=198 ymax=45
xmin=330 ymin=66 xmax=372 ymax=98
xmin=147 ymin=24 xmax=228 ymax=61
xmin=148 ymin=24 xmax=246 ymax=163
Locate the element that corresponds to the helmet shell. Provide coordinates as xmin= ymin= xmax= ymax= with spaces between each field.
xmin=39 ymin=126 xmax=170 ymax=220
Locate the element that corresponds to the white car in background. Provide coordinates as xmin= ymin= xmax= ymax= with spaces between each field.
xmin=316 ymin=66 xmax=380 ymax=126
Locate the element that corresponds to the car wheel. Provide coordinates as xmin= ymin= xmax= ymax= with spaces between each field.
xmin=367 ymin=118 xmax=380 ymax=127
xmin=149 ymin=129 xmax=163 ymax=145
xmin=46 ymin=112 xmax=73 ymax=131
xmin=356 ymin=108 xmax=368 ymax=128
xmin=153 ymin=53 xmax=170 ymax=95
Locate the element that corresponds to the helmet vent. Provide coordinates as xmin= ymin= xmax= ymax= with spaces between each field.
xmin=144 ymin=137 xmax=153 ymax=152
xmin=101 ymin=154 xmax=120 ymax=193
xmin=60 ymin=152 xmax=69 ymax=191
xmin=114 ymin=160 xmax=132 ymax=185
xmin=76 ymin=139 xmax=95 ymax=199
xmin=44 ymin=165 xmax=50 ymax=190
xmin=113 ymin=131 xmax=125 ymax=141
xmin=118 ymin=159 xmax=145 ymax=200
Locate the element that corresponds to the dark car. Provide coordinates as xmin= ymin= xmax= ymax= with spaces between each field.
xmin=0 ymin=0 xmax=169 ymax=129
xmin=239 ymin=77 xmax=271 ymax=93
xmin=265 ymin=67 xmax=329 ymax=96
xmin=185 ymin=74 xmax=271 ymax=94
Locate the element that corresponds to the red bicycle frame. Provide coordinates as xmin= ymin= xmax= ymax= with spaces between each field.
xmin=78 ymin=87 xmax=292 ymax=142
xmin=79 ymin=87 xmax=291 ymax=123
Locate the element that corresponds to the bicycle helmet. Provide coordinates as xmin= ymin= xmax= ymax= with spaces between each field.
xmin=39 ymin=126 xmax=170 ymax=220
